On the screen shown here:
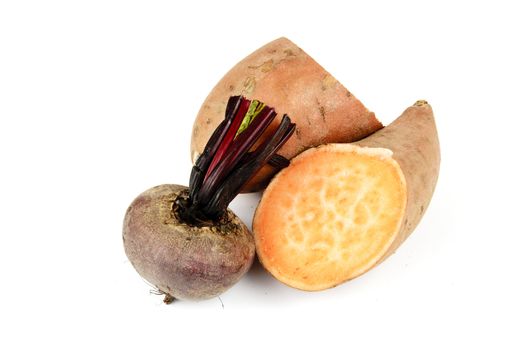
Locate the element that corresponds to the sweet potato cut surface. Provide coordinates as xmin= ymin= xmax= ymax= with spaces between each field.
xmin=254 ymin=102 xmax=440 ymax=291
xmin=254 ymin=145 xmax=406 ymax=290
xmin=191 ymin=37 xmax=383 ymax=192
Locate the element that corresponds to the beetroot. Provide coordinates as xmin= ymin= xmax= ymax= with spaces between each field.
xmin=123 ymin=96 xmax=295 ymax=301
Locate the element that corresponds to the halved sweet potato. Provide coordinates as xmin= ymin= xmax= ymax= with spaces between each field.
xmin=253 ymin=101 xmax=440 ymax=291
xmin=191 ymin=37 xmax=383 ymax=192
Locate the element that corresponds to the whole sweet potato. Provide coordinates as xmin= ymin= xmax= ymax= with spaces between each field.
xmin=191 ymin=37 xmax=382 ymax=192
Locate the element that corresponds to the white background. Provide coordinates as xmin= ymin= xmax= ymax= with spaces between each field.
xmin=1 ymin=0 xmax=524 ymax=349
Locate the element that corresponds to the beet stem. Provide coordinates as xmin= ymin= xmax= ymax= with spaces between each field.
xmin=189 ymin=96 xmax=242 ymax=200
xmin=185 ymin=96 xmax=295 ymax=223
xmin=268 ymin=154 xmax=290 ymax=169
xmin=202 ymin=116 xmax=295 ymax=219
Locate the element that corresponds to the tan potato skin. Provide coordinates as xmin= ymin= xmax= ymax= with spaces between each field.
xmin=191 ymin=37 xmax=383 ymax=192
xmin=355 ymin=100 xmax=440 ymax=261
xmin=123 ymin=184 xmax=255 ymax=300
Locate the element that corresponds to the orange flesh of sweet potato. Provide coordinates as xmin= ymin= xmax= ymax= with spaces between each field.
xmin=191 ymin=37 xmax=383 ymax=192
xmin=253 ymin=101 xmax=440 ymax=291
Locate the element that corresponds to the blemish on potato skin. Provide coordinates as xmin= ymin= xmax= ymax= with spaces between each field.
xmin=321 ymin=75 xmax=337 ymax=91
xmin=228 ymin=84 xmax=235 ymax=91
xmin=283 ymin=49 xmax=295 ymax=57
xmin=260 ymin=60 xmax=274 ymax=72
xmin=316 ymin=99 xmax=326 ymax=122
xmin=319 ymin=106 xmax=326 ymax=122
xmin=242 ymin=76 xmax=256 ymax=94
xmin=248 ymin=59 xmax=274 ymax=73
xmin=206 ymin=118 xmax=211 ymax=125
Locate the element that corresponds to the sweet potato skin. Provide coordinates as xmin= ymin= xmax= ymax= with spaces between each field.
xmin=123 ymin=184 xmax=255 ymax=300
xmin=191 ymin=37 xmax=382 ymax=192
xmin=355 ymin=101 xmax=440 ymax=259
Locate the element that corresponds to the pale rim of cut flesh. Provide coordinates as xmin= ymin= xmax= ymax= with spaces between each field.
xmin=254 ymin=144 xmax=408 ymax=291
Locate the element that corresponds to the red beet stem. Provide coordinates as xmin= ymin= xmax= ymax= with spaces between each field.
xmin=204 ymin=98 xmax=251 ymax=181
xmin=186 ymin=96 xmax=295 ymax=223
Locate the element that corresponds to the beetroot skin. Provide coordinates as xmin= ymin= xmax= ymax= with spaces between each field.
xmin=123 ymin=184 xmax=255 ymax=301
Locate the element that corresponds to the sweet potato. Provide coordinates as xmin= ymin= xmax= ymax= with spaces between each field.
xmin=253 ymin=101 xmax=440 ymax=291
xmin=191 ymin=37 xmax=383 ymax=192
